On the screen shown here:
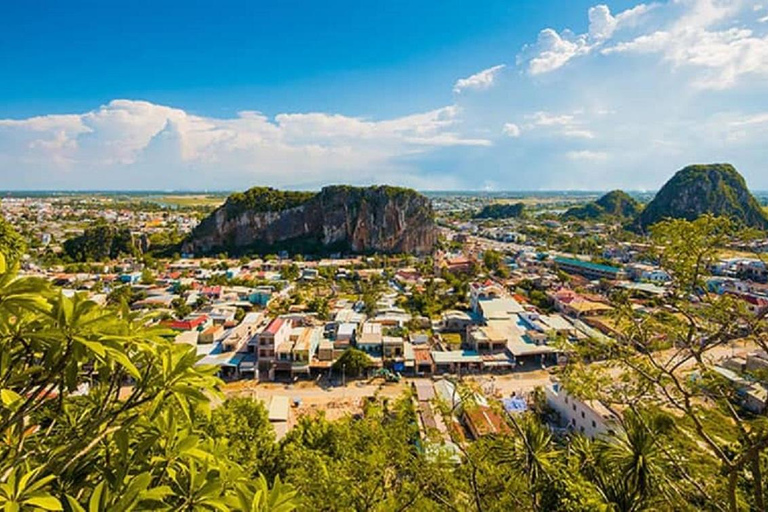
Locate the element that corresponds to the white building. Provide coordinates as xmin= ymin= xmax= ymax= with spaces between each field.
xmin=545 ymin=383 xmax=619 ymax=439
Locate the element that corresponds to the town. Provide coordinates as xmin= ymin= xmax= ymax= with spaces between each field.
xmin=4 ymin=182 xmax=768 ymax=448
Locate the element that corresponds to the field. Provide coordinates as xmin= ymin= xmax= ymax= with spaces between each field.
xmin=151 ymin=194 xmax=226 ymax=208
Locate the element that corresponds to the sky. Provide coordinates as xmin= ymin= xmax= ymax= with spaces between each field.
xmin=1 ymin=0 xmax=768 ymax=191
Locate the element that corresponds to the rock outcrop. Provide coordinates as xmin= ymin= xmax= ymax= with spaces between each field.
xmin=475 ymin=202 xmax=526 ymax=219
xmin=563 ymin=190 xmax=642 ymax=221
xmin=632 ymin=164 xmax=768 ymax=232
xmin=183 ymin=185 xmax=437 ymax=255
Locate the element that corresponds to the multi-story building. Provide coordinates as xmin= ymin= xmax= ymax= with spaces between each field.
xmin=545 ymin=382 xmax=619 ymax=439
xmin=255 ymin=317 xmax=292 ymax=373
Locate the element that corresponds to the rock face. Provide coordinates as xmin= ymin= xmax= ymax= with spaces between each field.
xmin=563 ymin=190 xmax=642 ymax=221
xmin=632 ymin=164 xmax=768 ymax=232
xmin=183 ymin=185 xmax=437 ymax=255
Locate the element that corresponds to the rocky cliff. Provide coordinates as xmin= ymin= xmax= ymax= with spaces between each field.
xmin=632 ymin=164 xmax=768 ymax=232
xmin=182 ymin=185 xmax=437 ymax=255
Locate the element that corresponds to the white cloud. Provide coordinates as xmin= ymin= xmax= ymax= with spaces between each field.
xmin=598 ymin=0 xmax=768 ymax=89
xmin=453 ymin=64 xmax=506 ymax=93
xmin=522 ymin=111 xmax=596 ymax=139
xmin=519 ymin=3 xmax=654 ymax=75
xmin=0 ymin=99 xmax=490 ymax=189
xmin=566 ymin=150 xmax=610 ymax=161
xmin=502 ymin=123 xmax=521 ymax=137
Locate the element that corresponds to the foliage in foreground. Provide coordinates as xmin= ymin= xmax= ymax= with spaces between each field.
xmin=0 ymin=223 xmax=298 ymax=511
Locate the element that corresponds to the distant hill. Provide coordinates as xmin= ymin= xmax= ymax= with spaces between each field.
xmin=182 ymin=185 xmax=437 ymax=256
xmin=64 ymin=223 xmax=147 ymax=262
xmin=632 ymin=164 xmax=768 ymax=232
xmin=475 ymin=202 xmax=525 ymax=219
xmin=562 ymin=190 xmax=642 ymax=221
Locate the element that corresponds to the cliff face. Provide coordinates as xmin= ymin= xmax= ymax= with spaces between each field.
xmin=632 ymin=164 xmax=768 ymax=232
xmin=183 ymin=185 xmax=437 ymax=255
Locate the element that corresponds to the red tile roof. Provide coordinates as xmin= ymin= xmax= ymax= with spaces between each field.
xmin=264 ymin=317 xmax=285 ymax=335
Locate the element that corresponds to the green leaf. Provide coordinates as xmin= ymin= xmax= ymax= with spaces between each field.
xmin=23 ymin=495 xmax=63 ymax=511
xmin=65 ymin=496 xmax=86 ymax=512
xmin=0 ymin=389 xmax=22 ymax=409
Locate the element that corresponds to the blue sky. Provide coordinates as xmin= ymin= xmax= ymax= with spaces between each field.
xmin=1 ymin=0 xmax=768 ymax=190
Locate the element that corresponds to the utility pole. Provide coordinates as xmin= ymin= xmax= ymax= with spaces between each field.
xmin=342 ymin=363 xmax=346 ymax=387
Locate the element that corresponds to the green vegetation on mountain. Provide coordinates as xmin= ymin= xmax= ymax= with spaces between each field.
xmin=632 ymin=163 xmax=768 ymax=231
xmin=225 ymin=187 xmax=316 ymax=218
xmin=562 ymin=190 xmax=642 ymax=221
xmin=63 ymin=221 xmax=143 ymax=261
xmin=475 ymin=202 xmax=526 ymax=219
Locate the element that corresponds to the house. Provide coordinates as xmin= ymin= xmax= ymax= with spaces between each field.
xmin=267 ymin=396 xmax=290 ymax=440
xmin=413 ymin=346 xmax=434 ymax=375
xmin=119 ymin=272 xmax=142 ymax=284
xmin=356 ymin=322 xmax=383 ymax=357
xmin=467 ymin=325 xmax=507 ymax=354
xmin=300 ymin=268 xmax=319 ymax=281
xmin=440 ymin=310 xmax=473 ymax=332
xmin=256 ymin=317 xmax=292 ymax=374
xmin=554 ymin=256 xmax=626 ymax=281
xmin=551 ymin=289 xmax=612 ymax=318
xmin=383 ymin=336 xmax=405 ymax=358
xmin=168 ymin=315 xmax=210 ymax=332
xmin=335 ymin=322 xmax=357 ymax=349
xmin=199 ymin=324 xmax=225 ymax=344
xmin=463 ymin=406 xmax=512 ymax=439
xmin=545 ymin=382 xmax=619 ymax=438
xmin=431 ymin=350 xmax=483 ymax=374
xmin=317 ymin=340 xmax=335 ymax=361
xmin=469 ymin=280 xmax=505 ymax=313
xmin=291 ymin=327 xmax=322 ymax=374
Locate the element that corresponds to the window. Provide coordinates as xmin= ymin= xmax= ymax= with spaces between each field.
xmin=571 ymin=418 xmax=576 ymax=426
xmin=564 ymin=397 xmax=568 ymax=404
xmin=581 ymin=411 xmax=585 ymax=419
xmin=572 ymin=404 xmax=576 ymax=411
xmin=580 ymin=426 xmax=585 ymax=433
xmin=592 ymin=420 xmax=596 ymax=428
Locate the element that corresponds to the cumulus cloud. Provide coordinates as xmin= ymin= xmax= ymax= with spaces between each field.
xmin=518 ymin=3 xmax=654 ymax=75
xmin=453 ymin=65 xmax=506 ymax=93
xmin=502 ymin=123 xmax=521 ymax=137
xmin=0 ymin=100 xmax=490 ymax=189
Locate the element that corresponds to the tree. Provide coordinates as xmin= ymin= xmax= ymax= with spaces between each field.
xmin=204 ymin=398 xmax=280 ymax=480
xmin=281 ymin=264 xmax=300 ymax=281
xmin=140 ymin=268 xmax=155 ymax=285
xmin=332 ymin=348 xmax=371 ymax=378
xmin=561 ymin=215 xmax=768 ymax=511
xmin=0 ymin=221 xmax=297 ymax=510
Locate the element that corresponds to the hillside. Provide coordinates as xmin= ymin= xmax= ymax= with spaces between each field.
xmin=475 ymin=202 xmax=526 ymax=219
xmin=63 ymin=222 xmax=147 ymax=261
xmin=182 ymin=185 xmax=437 ymax=255
xmin=562 ymin=190 xmax=642 ymax=221
xmin=632 ymin=164 xmax=768 ymax=231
